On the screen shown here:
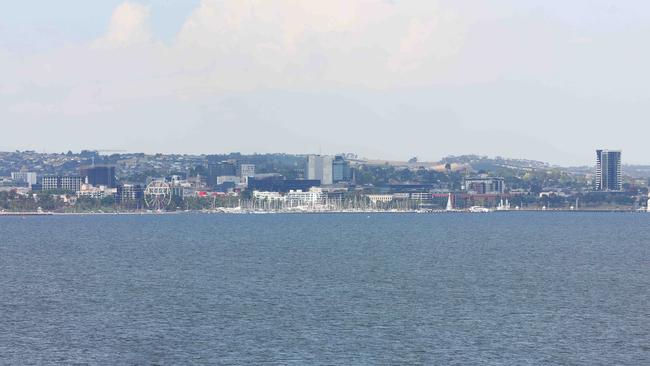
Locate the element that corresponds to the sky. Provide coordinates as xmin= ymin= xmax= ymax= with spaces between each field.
xmin=1 ymin=0 xmax=650 ymax=166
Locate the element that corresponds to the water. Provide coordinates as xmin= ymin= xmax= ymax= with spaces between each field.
xmin=0 ymin=213 xmax=648 ymax=365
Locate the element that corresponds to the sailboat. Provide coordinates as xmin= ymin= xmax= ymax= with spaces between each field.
xmin=496 ymin=197 xmax=511 ymax=211
xmin=446 ymin=193 xmax=454 ymax=211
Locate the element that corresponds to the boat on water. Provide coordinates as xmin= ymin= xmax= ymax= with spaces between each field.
xmin=468 ymin=206 xmax=493 ymax=213
xmin=496 ymin=198 xmax=511 ymax=211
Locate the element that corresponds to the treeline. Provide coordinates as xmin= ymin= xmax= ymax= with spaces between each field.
xmin=0 ymin=191 xmax=243 ymax=213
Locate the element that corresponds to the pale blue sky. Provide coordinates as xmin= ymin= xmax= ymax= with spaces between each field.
xmin=0 ymin=0 xmax=198 ymax=49
xmin=2 ymin=1 xmax=650 ymax=165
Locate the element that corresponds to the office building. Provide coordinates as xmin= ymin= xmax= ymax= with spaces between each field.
xmin=237 ymin=163 xmax=255 ymax=185
xmin=596 ymin=149 xmax=622 ymax=191
xmin=237 ymin=164 xmax=255 ymax=179
xmin=207 ymin=160 xmax=237 ymax=186
xmin=116 ymin=184 xmax=144 ymax=204
xmin=464 ymin=176 xmax=505 ymax=194
xmin=40 ymin=176 xmax=83 ymax=192
xmin=80 ymin=166 xmax=116 ymax=188
xmin=61 ymin=176 xmax=84 ymax=191
xmin=306 ymin=155 xmax=333 ymax=185
xmin=11 ymin=171 xmax=37 ymax=186
xmin=332 ymin=156 xmax=352 ymax=183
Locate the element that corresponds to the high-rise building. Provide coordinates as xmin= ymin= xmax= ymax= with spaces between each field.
xmin=237 ymin=164 xmax=255 ymax=183
xmin=332 ymin=155 xmax=352 ymax=183
xmin=306 ymin=155 xmax=333 ymax=185
xmin=11 ymin=171 xmax=37 ymax=186
xmin=596 ymin=150 xmax=622 ymax=191
xmin=80 ymin=166 xmax=117 ymax=188
xmin=207 ymin=160 xmax=237 ymax=186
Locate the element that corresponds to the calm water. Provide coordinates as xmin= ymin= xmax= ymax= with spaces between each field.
xmin=0 ymin=213 xmax=648 ymax=365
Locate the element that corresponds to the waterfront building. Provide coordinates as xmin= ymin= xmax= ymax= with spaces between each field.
xmin=40 ymin=176 xmax=58 ymax=191
xmin=61 ymin=176 xmax=84 ymax=191
xmin=116 ymin=184 xmax=144 ymax=204
xmin=77 ymin=184 xmax=116 ymax=199
xmin=410 ymin=192 xmax=431 ymax=201
xmin=40 ymin=176 xmax=83 ymax=192
xmin=286 ymin=188 xmax=324 ymax=207
xmin=247 ymin=177 xmax=320 ymax=193
xmin=80 ymin=166 xmax=116 ymax=188
xmin=253 ymin=191 xmax=286 ymax=202
xmin=367 ymin=194 xmax=393 ymax=204
xmin=595 ymin=149 xmax=622 ymax=191
xmin=306 ymin=155 xmax=333 ymax=185
xmin=392 ymin=193 xmax=410 ymax=200
xmin=464 ymin=175 xmax=505 ymax=194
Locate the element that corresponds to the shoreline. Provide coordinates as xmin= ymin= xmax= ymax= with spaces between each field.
xmin=1 ymin=209 xmax=647 ymax=216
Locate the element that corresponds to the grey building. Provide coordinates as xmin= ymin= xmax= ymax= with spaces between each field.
xmin=237 ymin=164 xmax=255 ymax=183
xmin=596 ymin=150 xmax=622 ymax=191
xmin=11 ymin=171 xmax=37 ymax=186
xmin=306 ymin=155 xmax=333 ymax=185
xmin=332 ymin=156 xmax=352 ymax=183
xmin=464 ymin=176 xmax=505 ymax=194
xmin=116 ymin=184 xmax=144 ymax=203
xmin=80 ymin=165 xmax=117 ymax=188
xmin=207 ymin=160 xmax=237 ymax=186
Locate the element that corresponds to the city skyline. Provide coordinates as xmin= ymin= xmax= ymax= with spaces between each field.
xmin=3 ymin=148 xmax=649 ymax=214
xmin=3 ymin=1 xmax=650 ymax=165
xmin=0 ymin=147 xmax=639 ymax=169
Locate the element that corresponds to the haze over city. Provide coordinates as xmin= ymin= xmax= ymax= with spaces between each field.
xmin=2 ymin=1 xmax=650 ymax=165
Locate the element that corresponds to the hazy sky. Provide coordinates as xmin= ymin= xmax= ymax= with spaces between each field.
xmin=2 ymin=0 xmax=649 ymax=165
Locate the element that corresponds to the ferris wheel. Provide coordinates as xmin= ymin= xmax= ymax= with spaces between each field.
xmin=144 ymin=181 xmax=172 ymax=210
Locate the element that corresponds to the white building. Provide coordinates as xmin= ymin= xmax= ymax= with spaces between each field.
xmin=410 ymin=193 xmax=431 ymax=201
xmin=253 ymin=191 xmax=286 ymax=202
xmin=286 ymin=187 xmax=324 ymax=206
xmin=40 ymin=176 xmax=83 ymax=192
xmin=217 ymin=175 xmax=241 ymax=185
xmin=238 ymin=164 xmax=256 ymax=183
xmin=306 ymin=155 xmax=333 ymax=185
xmin=366 ymin=194 xmax=394 ymax=203
xmin=77 ymin=184 xmax=117 ymax=199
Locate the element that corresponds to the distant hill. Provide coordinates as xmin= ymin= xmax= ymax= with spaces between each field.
xmin=440 ymin=155 xmax=551 ymax=173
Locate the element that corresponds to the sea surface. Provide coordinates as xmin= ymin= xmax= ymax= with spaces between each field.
xmin=0 ymin=212 xmax=648 ymax=365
